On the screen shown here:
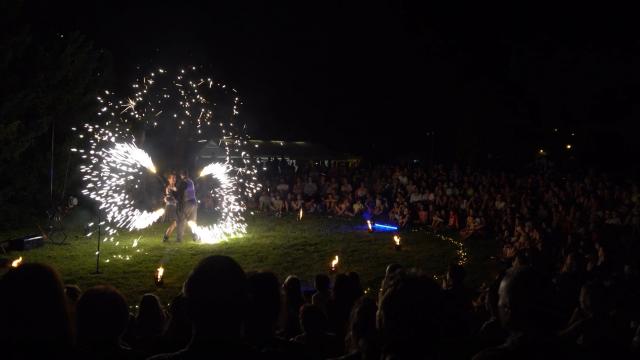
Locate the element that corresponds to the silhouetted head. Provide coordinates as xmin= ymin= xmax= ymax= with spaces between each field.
xmin=0 ymin=263 xmax=73 ymax=356
xmin=246 ymin=271 xmax=281 ymax=338
xmin=378 ymin=270 xmax=442 ymax=358
xmin=136 ymin=293 xmax=165 ymax=336
xmin=163 ymin=293 xmax=191 ymax=350
xmin=179 ymin=169 xmax=189 ymax=180
xmin=65 ymin=284 xmax=82 ymax=306
xmin=346 ymin=297 xmax=378 ymax=354
xmin=512 ymin=250 xmax=529 ymax=268
xmin=283 ymin=275 xmax=303 ymax=302
xmin=76 ymin=285 xmax=129 ymax=345
xmin=314 ymin=274 xmax=331 ymax=293
xmin=347 ymin=271 xmax=363 ymax=301
xmin=446 ymin=263 xmax=466 ymax=287
xmin=183 ymin=255 xmax=247 ymax=337
xmin=498 ymin=266 xmax=551 ymax=333
xmin=385 ymin=263 xmax=403 ymax=277
xmin=579 ymin=281 xmax=607 ymax=318
xmin=300 ymin=304 xmax=328 ymax=336
xmin=333 ymin=273 xmax=351 ymax=302
xmin=561 ymin=252 xmax=584 ymax=273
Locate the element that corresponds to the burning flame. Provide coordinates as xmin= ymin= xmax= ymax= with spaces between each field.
xmin=394 ymin=235 xmax=401 ymax=246
xmin=156 ymin=265 xmax=164 ymax=283
xmin=331 ymin=255 xmax=339 ymax=271
xmin=367 ymin=220 xmax=372 ymax=231
xmin=11 ymin=256 xmax=23 ymax=268
xmin=299 ymin=208 xmax=303 ymax=221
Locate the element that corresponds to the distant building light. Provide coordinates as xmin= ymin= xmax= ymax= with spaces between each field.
xmin=566 ymin=144 xmax=572 ymax=150
xmin=553 ymin=128 xmax=558 ymax=132
xmin=538 ymin=149 xmax=545 ymax=155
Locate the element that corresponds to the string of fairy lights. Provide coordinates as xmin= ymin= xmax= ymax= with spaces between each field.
xmin=72 ymin=66 xmax=261 ymax=261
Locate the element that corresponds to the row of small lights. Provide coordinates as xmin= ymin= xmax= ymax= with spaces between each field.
xmin=155 ymin=215 xmax=453 ymax=288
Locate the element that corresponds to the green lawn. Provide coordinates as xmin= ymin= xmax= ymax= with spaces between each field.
xmin=1 ymin=213 xmax=498 ymax=306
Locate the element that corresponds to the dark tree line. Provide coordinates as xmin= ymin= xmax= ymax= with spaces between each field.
xmin=0 ymin=1 xmax=113 ymax=229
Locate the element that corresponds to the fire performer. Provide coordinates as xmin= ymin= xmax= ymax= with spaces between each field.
xmin=175 ymin=169 xmax=198 ymax=242
xmin=162 ymin=173 xmax=178 ymax=242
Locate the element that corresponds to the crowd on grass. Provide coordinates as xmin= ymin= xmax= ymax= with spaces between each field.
xmin=2 ymin=160 xmax=640 ymax=359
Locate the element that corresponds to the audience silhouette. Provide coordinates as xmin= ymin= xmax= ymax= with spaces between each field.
xmin=75 ymin=285 xmax=137 ymax=359
xmin=0 ymin=263 xmax=74 ymax=359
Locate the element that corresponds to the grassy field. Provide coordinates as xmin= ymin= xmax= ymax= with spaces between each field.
xmin=1 ymin=213 xmax=498 ymax=306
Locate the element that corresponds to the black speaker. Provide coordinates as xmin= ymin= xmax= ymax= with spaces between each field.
xmin=10 ymin=234 xmax=44 ymax=251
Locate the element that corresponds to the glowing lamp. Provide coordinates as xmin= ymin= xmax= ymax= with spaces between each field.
xmin=298 ymin=208 xmax=303 ymax=221
xmin=367 ymin=220 xmax=373 ymax=233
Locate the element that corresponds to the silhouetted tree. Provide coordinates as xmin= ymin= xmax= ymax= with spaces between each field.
xmin=0 ymin=0 xmax=113 ymax=227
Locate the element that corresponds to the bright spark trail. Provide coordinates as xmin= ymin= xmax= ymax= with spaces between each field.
xmin=73 ymin=66 xmax=261 ymax=255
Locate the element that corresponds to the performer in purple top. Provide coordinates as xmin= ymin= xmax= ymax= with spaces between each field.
xmin=175 ymin=169 xmax=198 ymax=242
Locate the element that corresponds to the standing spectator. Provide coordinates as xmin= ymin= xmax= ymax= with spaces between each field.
xmin=149 ymin=255 xmax=259 ymax=359
xmin=130 ymin=293 xmax=166 ymax=357
xmin=160 ymin=293 xmax=191 ymax=354
xmin=245 ymin=271 xmax=307 ymax=359
xmin=291 ymin=304 xmax=343 ymax=358
xmin=336 ymin=297 xmax=380 ymax=360
xmin=377 ymin=270 xmax=443 ymax=359
xmin=312 ymin=274 xmax=331 ymax=315
xmin=281 ymin=275 xmax=305 ymax=339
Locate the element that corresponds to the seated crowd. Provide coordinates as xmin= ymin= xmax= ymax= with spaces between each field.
xmin=2 ymin=160 xmax=640 ymax=359
xmin=256 ymin=160 xmax=640 ymax=263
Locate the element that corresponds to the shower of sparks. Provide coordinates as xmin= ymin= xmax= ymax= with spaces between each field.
xmin=188 ymin=162 xmax=246 ymax=244
xmin=80 ymin=140 xmax=163 ymax=232
xmin=73 ymin=66 xmax=261 ymax=256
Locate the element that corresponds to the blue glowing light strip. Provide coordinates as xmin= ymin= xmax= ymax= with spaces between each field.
xmin=373 ymin=223 xmax=398 ymax=231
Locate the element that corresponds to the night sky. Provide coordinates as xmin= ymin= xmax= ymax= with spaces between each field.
xmin=18 ymin=1 xmax=640 ymax=163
